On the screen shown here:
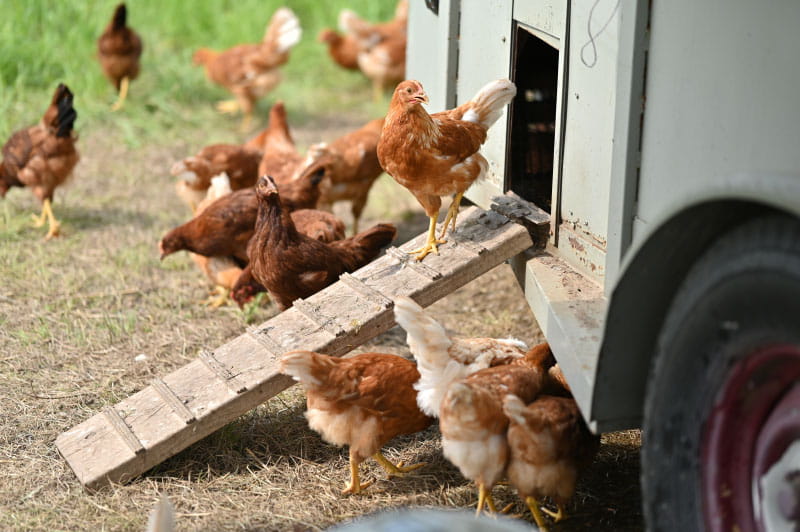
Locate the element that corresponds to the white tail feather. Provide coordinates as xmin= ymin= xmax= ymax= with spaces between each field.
xmin=266 ymin=7 xmax=302 ymax=53
xmin=280 ymin=350 xmax=323 ymax=389
xmin=145 ymin=495 xmax=175 ymax=532
xmin=501 ymin=394 xmax=527 ymax=426
xmin=464 ymin=79 xmax=517 ymax=129
xmin=393 ymin=296 xmax=452 ymax=371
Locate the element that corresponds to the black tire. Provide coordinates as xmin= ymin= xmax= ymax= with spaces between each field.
xmin=641 ymin=215 xmax=800 ymax=532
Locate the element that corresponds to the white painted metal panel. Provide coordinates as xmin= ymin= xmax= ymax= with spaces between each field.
xmin=406 ymin=0 xmax=460 ymax=112
xmin=514 ymin=0 xmax=566 ymax=46
xmin=634 ymin=0 xmax=800 ymax=246
xmin=457 ymin=0 xmax=514 ymax=209
xmin=557 ymin=0 xmax=619 ymax=282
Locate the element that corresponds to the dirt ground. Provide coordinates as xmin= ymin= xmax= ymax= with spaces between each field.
xmin=0 ymin=113 xmax=643 ymax=531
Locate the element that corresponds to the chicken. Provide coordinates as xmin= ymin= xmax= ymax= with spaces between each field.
xmin=280 ymin=350 xmax=433 ymax=494
xmin=318 ymin=29 xmax=360 ymax=71
xmin=392 ymin=296 xmax=527 ymax=418
xmin=377 ymin=78 xmax=516 ymax=260
xmin=193 ymin=7 xmax=301 ymax=130
xmin=159 ymin=170 xmax=330 ymax=264
xmin=299 ymin=117 xmax=384 ymax=234
xmin=97 ymin=3 xmax=143 ymax=111
xmin=188 ymin=174 xmax=246 ymax=307
xmin=340 ymin=0 xmax=408 ymax=100
xmin=440 ymin=364 xmax=545 ymax=515
xmin=0 ymin=84 xmax=79 ymax=240
xmin=248 ymin=175 xmax=396 ymax=310
xmin=171 ymin=143 xmax=262 ymax=212
xmin=502 ymin=394 xmax=599 ymax=531
xmin=255 ymin=101 xmax=306 ymax=182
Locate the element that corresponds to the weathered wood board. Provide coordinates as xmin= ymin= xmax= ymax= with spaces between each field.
xmin=56 ymin=206 xmax=534 ymax=489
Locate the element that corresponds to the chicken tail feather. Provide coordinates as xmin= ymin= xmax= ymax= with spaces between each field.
xmin=460 ymin=79 xmax=516 ymax=130
xmin=340 ymin=223 xmax=396 ymax=267
xmin=264 ymin=7 xmax=302 ymax=54
xmin=111 ymin=3 xmax=127 ymax=31
xmin=392 ymin=296 xmax=452 ymax=370
xmin=501 ymin=394 xmax=528 ymax=426
xmin=280 ymin=350 xmax=336 ymax=391
xmin=51 ymin=83 xmax=77 ymax=138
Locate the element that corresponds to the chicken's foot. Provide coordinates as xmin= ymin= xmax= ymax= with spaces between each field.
xmin=475 ymin=482 xmax=499 ymax=516
xmin=438 ymin=192 xmax=463 ymax=240
xmin=409 ymin=215 xmax=446 ymax=261
xmin=215 ymin=99 xmax=240 ymax=114
xmin=341 ymin=454 xmax=374 ymax=495
xmin=31 ymin=199 xmax=61 ymax=240
xmin=111 ymin=76 xmax=130 ymax=111
xmin=525 ymin=496 xmax=550 ymax=532
xmin=202 ymin=286 xmax=230 ymax=308
xmin=542 ymin=503 xmax=566 ymax=523
xmin=372 ymin=452 xmax=426 ymax=478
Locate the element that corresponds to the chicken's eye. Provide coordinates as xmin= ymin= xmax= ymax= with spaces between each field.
xmin=406 ymin=87 xmax=412 ymax=93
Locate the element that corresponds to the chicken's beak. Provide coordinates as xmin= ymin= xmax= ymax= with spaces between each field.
xmin=413 ymin=91 xmax=429 ymax=105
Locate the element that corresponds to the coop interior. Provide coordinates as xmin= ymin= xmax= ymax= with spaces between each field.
xmin=507 ymin=24 xmax=558 ymax=214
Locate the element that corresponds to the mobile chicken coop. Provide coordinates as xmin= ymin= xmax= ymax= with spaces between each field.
xmin=408 ymin=0 xmax=800 ymax=530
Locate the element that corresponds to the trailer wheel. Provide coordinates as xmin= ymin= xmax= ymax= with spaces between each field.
xmin=642 ymin=215 xmax=800 ymax=532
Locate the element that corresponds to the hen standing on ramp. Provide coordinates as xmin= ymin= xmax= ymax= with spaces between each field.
xmin=377 ymin=79 xmax=516 ymax=260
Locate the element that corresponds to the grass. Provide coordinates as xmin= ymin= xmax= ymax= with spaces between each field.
xmin=0 ymin=2 xmax=644 ymax=530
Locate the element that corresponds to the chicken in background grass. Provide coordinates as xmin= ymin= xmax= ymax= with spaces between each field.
xmin=440 ymin=363 xmax=546 ymax=516
xmin=97 ymin=3 xmax=142 ymax=111
xmin=339 ymin=0 xmax=408 ymax=101
xmin=193 ymin=7 xmax=301 ymax=130
xmin=248 ymin=175 xmax=396 ymax=310
xmin=255 ymin=101 xmax=307 ymax=183
xmin=280 ymin=350 xmax=433 ymax=494
xmin=392 ymin=296 xmax=528 ymax=418
xmin=299 ymin=117 xmax=384 ymax=234
xmin=318 ymin=28 xmax=361 ymax=71
xmin=378 ymin=78 xmax=516 ymax=260
xmin=502 ymin=394 xmax=599 ymax=531
xmin=0 ymin=84 xmax=78 ymax=240
xmin=172 ymin=144 xmax=263 ymax=213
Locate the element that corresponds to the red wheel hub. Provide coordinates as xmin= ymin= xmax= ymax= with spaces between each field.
xmin=702 ymin=344 xmax=800 ymax=532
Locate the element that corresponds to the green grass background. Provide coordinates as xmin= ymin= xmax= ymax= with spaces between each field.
xmin=0 ymin=0 xmax=394 ymax=143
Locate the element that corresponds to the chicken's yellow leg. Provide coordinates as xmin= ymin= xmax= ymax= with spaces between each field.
xmin=111 ymin=76 xmax=130 ymax=111
xmin=372 ymin=452 xmax=426 ymax=478
xmin=216 ymin=100 xmax=240 ymax=114
xmin=438 ymin=192 xmax=464 ymax=240
xmin=542 ymin=503 xmax=566 ymax=523
xmin=475 ymin=482 xmax=499 ymax=516
xmin=202 ymin=286 xmax=230 ymax=308
xmin=526 ymin=496 xmax=550 ymax=532
xmin=32 ymin=199 xmax=60 ymax=239
xmin=409 ymin=215 xmax=446 ymax=261
xmin=342 ymin=452 xmax=374 ymax=495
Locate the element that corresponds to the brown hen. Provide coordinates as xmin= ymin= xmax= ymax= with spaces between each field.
xmin=377 ymin=78 xmax=516 ymax=260
xmin=318 ymin=29 xmax=360 ymax=71
xmin=193 ymin=8 xmax=301 ymax=130
xmin=440 ymin=364 xmax=546 ymax=515
xmin=0 ymin=84 xmax=79 ymax=240
xmin=300 ymin=117 xmax=384 ymax=234
xmin=97 ymin=3 xmax=142 ymax=111
xmin=503 ymin=394 xmax=599 ymax=531
xmin=280 ymin=350 xmax=433 ymax=494
xmin=248 ymin=175 xmax=396 ymax=310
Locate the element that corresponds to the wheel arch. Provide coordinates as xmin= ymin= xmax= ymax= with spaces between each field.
xmin=590 ymin=199 xmax=800 ymax=430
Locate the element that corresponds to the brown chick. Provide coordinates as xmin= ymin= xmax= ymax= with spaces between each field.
xmin=193 ymin=8 xmax=301 ymax=130
xmin=280 ymin=350 xmax=433 ymax=494
xmin=0 ymin=83 xmax=79 ymax=240
xmin=248 ymin=175 xmax=396 ymax=310
xmin=171 ymin=144 xmax=262 ymax=212
xmin=502 ymin=395 xmax=600 ymax=531
xmin=377 ymin=79 xmax=516 ymax=260
xmin=439 ymin=364 xmax=546 ymax=515
xmin=97 ymin=3 xmax=142 ymax=111
xmin=318 ymin=29 xmax=360 ymax=71
xmin=159 ymin=170 xmax=328 ymax=264
xmin=339 ymin=0 xmax=408 ymax=100
xmin=300 ymin=117 xmax=384 ymax=234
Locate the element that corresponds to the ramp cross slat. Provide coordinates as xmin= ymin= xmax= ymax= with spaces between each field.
xmin=292 ymin=300 xmax=347 ymax=337
xmin=55 ymin=205 xmax=534 ymax=489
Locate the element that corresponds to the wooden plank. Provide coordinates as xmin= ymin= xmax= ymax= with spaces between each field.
xmin=385 ymin=246 xmax=443 ymax=280
xmin=55 ymin=206 xmax=533 ymax=490
xmin=103 ymin=407 xmax=145 ymax=456
xmin=150 ymin=378 xmax=196 ymax=425
xmin=292 ymin=300 xmax=346 ymax=337
xmin=199 ymin=350 xmax=248 ymax=394
xmin=338 ymin=272 xmax=394 ymax=310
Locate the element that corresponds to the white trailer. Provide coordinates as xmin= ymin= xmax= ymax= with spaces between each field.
xmin=408 ymin=1 xmax=800 ymax=530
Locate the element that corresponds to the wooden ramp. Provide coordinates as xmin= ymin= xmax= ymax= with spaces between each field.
xmin=56 ymin=205 xmax=537 ymax=489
